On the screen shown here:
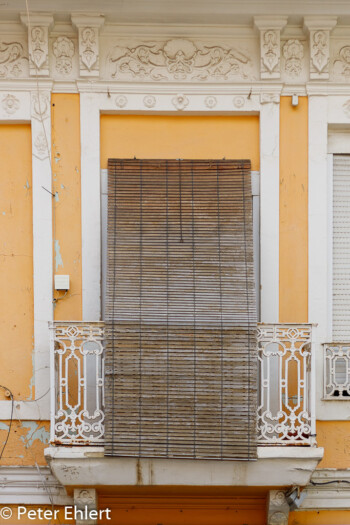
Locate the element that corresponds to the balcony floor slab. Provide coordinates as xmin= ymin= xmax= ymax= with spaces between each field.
xmin=45 ymin=446 xmax=324 ymax=488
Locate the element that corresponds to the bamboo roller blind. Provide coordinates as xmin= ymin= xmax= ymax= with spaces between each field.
xmin=105 ymin=159 xmax=257 ymax=460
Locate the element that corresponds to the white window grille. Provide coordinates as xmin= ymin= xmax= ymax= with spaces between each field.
xmin=324 ymin=343 xmax=350 ymax=399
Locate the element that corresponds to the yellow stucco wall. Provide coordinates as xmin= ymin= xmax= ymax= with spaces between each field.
xmin=289 ymin=510 xmax=350 ymax=524
xmin=51 ymin=94 xmax=82 ymax=321
xmin=279 ymin=96 xmax=308 ymax=323
xmin=100 ymin=114 xmax=260 ymax=169
xmin=0 ymin=124 xmax=33 ymax=401
xmin=317 ymin=421 xmax=350 ymax=468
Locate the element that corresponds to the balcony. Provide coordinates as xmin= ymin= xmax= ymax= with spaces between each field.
xmin=46 ymin=322 xmax=323 ymax=489
xmin=49 ymin=322 xmax=316 ymax=447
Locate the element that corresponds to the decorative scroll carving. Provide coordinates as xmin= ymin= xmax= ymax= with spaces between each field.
xmin=31 ymin=91 xmax=50 ymax=121
xmin=172 ymin=93 xmax=189 ymax=110
xmin=261 ymin=30 xmax=280 ymax=74
xmin=333 ymin=46 xmax=350 ymax=79
xmin=282 ymin=39 xmax=304 ymax=77
xmin=204 ymin=95 xmax=217 ymax=108
xmin=310 ymin=30 xmax=329 ymax=75
xmin=52 ymin=36 xmax=75 ymax=75
xmin=29 ymin=26 xmax=49 ymax=75
xmin=107 ymin=38 xmax=251 ymax=81
xmin=74 ymin=488 xmax=97 ymax=525
xmin=0 ymin=42 xmax=27 ymax=78
xmin=2 ymin=94 xmax=20 ymax=115
xmin=34 ymin=131 xmax=49 ymax=160
xmin=143 ymin=95 xmax=156 ymax=108
xmin=71 ymin=15 xmax=104 ymax=77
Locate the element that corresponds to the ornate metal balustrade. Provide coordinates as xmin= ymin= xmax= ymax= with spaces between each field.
xmin=257 ymin=324 xmax=316 ymax=445
xmin=324 ymin=343 xmax=350 ymax=399
xmin=49 ymin=322 xmax=105 ymax=444
xmin=50 ymin=322 xmax=316 ymax=446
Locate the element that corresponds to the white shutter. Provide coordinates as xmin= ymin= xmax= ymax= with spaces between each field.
xmin=333 ymin=155 xmax=350 ymax=340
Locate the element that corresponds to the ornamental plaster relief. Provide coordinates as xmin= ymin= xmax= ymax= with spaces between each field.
xmin=104 ymin=38 xmax=255 ymax=82
xmin=0 ymin=40 xmax=28 ymax=78
xmin=332 ymin=42 xmax=350 ymax=81
xmin=50 ymin=36 xmax=78 ymax=79
xmin=2 ymin=93 xmax=20 ymax=114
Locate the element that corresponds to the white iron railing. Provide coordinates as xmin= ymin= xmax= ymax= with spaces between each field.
xmin=50 ymin=322 xmax=316 ymax=446
xmin=323 ymin=343 xmax=350 ymax=399
xmin=49 ymin=322 xmax=105 ymax=445
xmin=257 ymin=324 xmax=316 ymax=445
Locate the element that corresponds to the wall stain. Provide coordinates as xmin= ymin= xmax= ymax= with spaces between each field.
xmin=19 ymin=422 xmax=50 ymax=447
xmin=55 ymin=240 xmax=64 ymax=270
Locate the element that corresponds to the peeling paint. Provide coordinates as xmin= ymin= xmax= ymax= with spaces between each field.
xmin=0 ymin=422 xmax=9 ymax=431
xmin=60 ymin=184 xmax=65 ymax=189
xmin=19 ymin=422 xmax=50 ymax=447
xmin=55 ymin=192 xmax=59 ymax=202
xmin=55 ymin=240 xmax=64 ymax=270
xmin=24 ymin=180 xmax=30 ymax=190
xmin=27 ymin=349 xmax=35 ymax=401
xmin=2 ymin=212 xmax=5 ymax=215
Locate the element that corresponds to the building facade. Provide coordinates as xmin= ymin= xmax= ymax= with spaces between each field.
xmin=1 ymin=1 xmax=350 ymax=524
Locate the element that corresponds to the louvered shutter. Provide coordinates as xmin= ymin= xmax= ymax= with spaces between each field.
xmin=105 ymin=159 xmax=257 ymax=460
xmin=333 ymin=155 xmax=350 ymax=340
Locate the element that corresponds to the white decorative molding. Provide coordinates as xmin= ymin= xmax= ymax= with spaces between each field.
xmin=172 ymin=93 xmax=189 ymax=110
xmin=74 ymin=488 xmax=97 ymax=525
xmin=20 ymin=13 xmax=53 ymax=76
xmin=31 ymin=91 xmax=50 ymax=121
xmin=254 ymin=17 xmax=288 ymax=79
xmin=267 ymin=490 xmax=290 ymax=525
xmin=260 ymin=92 xmax=280 ymax=104
xmin=0 ymin=467 xmax=72 ymax=505
xmin=52 ymin=36 xmax=75 ymax=75
xmin=72 ymin=14 xmax=105 ymax=77
xmin=301 ymin=469 xmax=350 ymax=510
xmin=115 ymin=94 xmax=127 ymax=108
xmin=333 ymin=45 xmax=350 ymax=79
xmin=343 ymin=99 xmax=350 ymax=118
xmin=143 ymin=94 xmax=156 ymax=108
xmin=304 ymin=17 xmax=337 ymax=79
xmin=2 ymin=93 xmax=20 ymax=114
xmin=282 ymin=39 xmax=304 ymax=77
xmin=204 ymin=95 xmax=217 ymax=108
xmin=0 ymin=41 xmax=28 ymax=78
xmin=107 ymin=38 xmax=252 ymax=82
xmin=233 ymin=95 xmax=245 ymax=108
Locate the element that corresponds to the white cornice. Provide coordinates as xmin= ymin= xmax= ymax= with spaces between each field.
xmin=303 ymin=15 xmax=338 ymax=32
xmin=0 ymin=467 xmax=72 ymax=505
xmin=254 ymin=16 xmax=288 ymax=31
xmin=300 ymin=469 xmax=350 ymax=510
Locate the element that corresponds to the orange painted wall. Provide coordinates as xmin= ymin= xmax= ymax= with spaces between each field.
xmin=99 ymin=495 xmax=266 ymax=525
xmin=289 ymin=510 xmax=350 ymax=525
xmin=100 ymin=115 xmax=259 ymax=169
xmin=0 ymin=420 xmax=50 ymax=466
xmin=279 ymin=96 xmax=308 ymax=323
xmin=316 ymin=421 xmax=350 ymax=468
xmin=51 ymin=94 xmax=82 ymax=320
xmin=0 ymin=124 xmax=33 ymax=401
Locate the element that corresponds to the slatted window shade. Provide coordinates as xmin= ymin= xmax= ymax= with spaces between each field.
xmin=333 ymin=155 xmax=350 ymax=340
xmin=105 ymin=159 xmax=257 ymax=460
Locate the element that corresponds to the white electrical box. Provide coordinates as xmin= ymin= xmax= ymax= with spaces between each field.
xmin=55 ymin=274 xmax=70 ymax=290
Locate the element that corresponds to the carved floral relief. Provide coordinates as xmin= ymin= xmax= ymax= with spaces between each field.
xmin=2 ymin=94 xmax=20 ymax=114
xmin=107 ymin=38 xmax=251 ymax=81
xmin=282 ymin=39 xmax=304 ymax=77
xmin=0 ymin=41 xmax=28 ymax=78
xmin=30 ymin=26 xmax=48 ymax=73
xmin=79 ymin=27 xmax=98 ymax=72
xmin=261 ymin=30 xmax=279 ymax=74
xmin=52 ymin=36 xmax=75 ymax=75
xmin=310 ymin=30 xmax=329 ymax=77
